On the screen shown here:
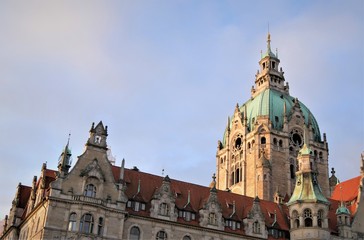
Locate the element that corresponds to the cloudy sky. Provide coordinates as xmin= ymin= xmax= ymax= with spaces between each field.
xmin=0 ymin=1 xmax=363 ymax=218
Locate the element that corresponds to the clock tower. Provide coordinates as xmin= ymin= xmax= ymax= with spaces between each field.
xmin=216 ymin=34 xmax=329 ymax=201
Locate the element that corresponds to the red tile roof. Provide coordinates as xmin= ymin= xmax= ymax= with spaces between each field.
xmin=118 ymin=167 xmax=291 ymax=233
xmin=331 ymin=176 xmax=361 ymax=214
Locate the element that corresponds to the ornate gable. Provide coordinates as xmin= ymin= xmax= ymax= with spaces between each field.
xmin=150 ymin=175 xmax=178 ymax=221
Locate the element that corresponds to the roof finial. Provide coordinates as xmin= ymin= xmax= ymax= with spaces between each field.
xmin=267 ymin=25 xmax=271 ymax=53
xmin=67 ymin=132 xmax=71 ymax=147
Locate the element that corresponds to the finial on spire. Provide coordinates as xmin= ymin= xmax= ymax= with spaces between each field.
xmin=267 ymin=32 xmax=271 ymax=53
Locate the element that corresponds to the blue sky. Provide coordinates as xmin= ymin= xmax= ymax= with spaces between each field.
xmin=0 ymin=1 xmax=363 ymax=218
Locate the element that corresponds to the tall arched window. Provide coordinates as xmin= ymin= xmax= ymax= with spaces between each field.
xmin=130 ymin=226 xmax=141 ymax=240
xmin=84 ymin=184 xmax=96 ymax=198
xmin=292 ymin=210 xmax=299 ymax=228
xmin=279 ymin=140 xmax=283 ymax=148
xmin=317 ymin=210 xmax=323 ymax=227
xmin=235 ymin=168 xmax=240 ymax=183
xmin=68 ymin=212 xmax=77 ymax=231
xmin=231 ymin=172 xmax=235 ymax=185
xmin=156 ymin=230 xmax=167 ymax=240
xmin=303 ymin=209 xmax=313 ymax=227
xmin=261 ymin=137 xmax=266 ymax=145
xmin=80 ymin=213 xmax=94 ymax=234
xmin=97 ymin=217 xmax=103 ymax=236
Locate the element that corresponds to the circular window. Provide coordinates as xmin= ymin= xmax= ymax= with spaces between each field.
xmin=290 ymin=129 xmax=303 ymax=147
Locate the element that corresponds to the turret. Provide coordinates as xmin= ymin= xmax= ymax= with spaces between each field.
xmin=86 ymin=121 xmax=108 ymax=150
xmin=287 ymin=142 xmax=330 ymax=240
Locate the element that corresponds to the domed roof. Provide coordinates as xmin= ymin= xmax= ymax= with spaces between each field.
xmin=223 ymin=88 xmax=321 ymax=146
xmin=336 ymin=204 xmax=351 ymax=215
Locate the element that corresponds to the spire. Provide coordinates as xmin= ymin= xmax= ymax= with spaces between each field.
xmin=57 ymin=134 xmax=72 ymax=176
xmin=119 ymin=158 xmax=125 ymax=181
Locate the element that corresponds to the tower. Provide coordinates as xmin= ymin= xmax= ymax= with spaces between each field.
xmin=216 ymin=33 xmax=329 ymax=201
xmin=287 ymin=143 xmax=330 ymax=240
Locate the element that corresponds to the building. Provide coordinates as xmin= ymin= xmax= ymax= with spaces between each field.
xmin=1 ymin=34 xmax=364 ymax=240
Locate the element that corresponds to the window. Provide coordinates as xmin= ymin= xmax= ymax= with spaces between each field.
xmin=290 ymin=164 xmax=295 ymax=179
xmin=183 ymin=236 xmax=191 ymax=240
xmin=292 ymin=210 xmax=299 ymax=228
xmin=273 ymin=138 xmax=277 ymax=146
xmin=303 ymin=209 xmax=313 ymax=227
xmin=225 ymin=219 xmax=239 ymax=230
xmin=84 ymin=184 xmax=96 ymax=198
xmin=235 ymin=168 xmax=240 ymax=183
xmin=261 ymin=137 xmax=266 ymax=145
xmin=156 ymin=230 xmax=167 ymax=240
xmin=179 ymin=210 xmax=195 ymax=221
xmin=130 ymin=226 xmax=141 ymax=240
xmin=68 ymin=213 xmax=77 ymax=231
xmin=80 ymin=213 xmax=94 ymax=234
xmin=235 ymin=137 xmax=242 ymax=149
xmin=279 ymin=140 xmax=283 ymax=148
xmin=159 ymin=203 xmax=169 ymax=216
xmin=97 ymin=217 xmax=103 ymax=236
xmin=317 ymin=210 xmax=323 ymax=227
xmin=253 ymin=221 xmax=261 ymax=233
xmin=208 ymin=213 xmax=217 ymax=225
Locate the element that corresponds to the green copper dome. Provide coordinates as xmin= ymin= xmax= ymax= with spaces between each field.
xmin=223 ymin=88 xmax=321 ymax=146
xmin=336 ymin=205 xmax=351 ymax=215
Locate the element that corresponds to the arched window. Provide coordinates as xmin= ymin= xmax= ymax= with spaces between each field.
xmin=130 ymin=226 xmax=141 ymax=240
xmin=273 ymin=138 xmax=277 ymax=146
xmin=279 ymin=140 xmax=283 ymax=148
xmin=183 ymin=235 xmax=192 ymax=240
xmin=84 ymin=184 xmax=96 ymax=198
xmin=317 ymin=210 xmax=323 ymax=227
xmin=319 ymin=152 xmax=323 ymax=160
xmin=231 ymin=172 xmax=235 ymax=185
xmin=156 ymin=230 xmax=167 ymax=240
xmin=80 ymin=213 xmax=94 ymax=234
xmin=235 ymin=168 xmax=240 ymax=183
xmin=68 ymin=212 xmax=77 ymax=231
xmin=292 ymin=210 xmax=299 ymax=228
xmin=248 ymin=142 xmax=251 ymax=149
xmin=159 ymin=203 xmax=169 ymax=216
xmin=290 ymin=164 xmax=295 ymax=179
xmin=97 ymin=217 xmax=103 ymax=236
xmin=261 ymin=137 xmax=266 ymax=145
xmin=303 ymin=209 xmax=313 ymax=227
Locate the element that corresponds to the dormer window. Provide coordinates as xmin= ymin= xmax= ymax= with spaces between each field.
xmin=178 ymin=210 xmax=196 ymax=221
xmin=127 ymin=200 xmax=146 ymax=212
xmin=253 ymin=221 xmax=261 ymax=233
xmin=84 ymin=184 xmax=96 ymax=198
xmin=208 ymin=213 xmax=217 ymax=225
xmin=262 ymin=62 xmax=266 ymax=69
xmin=225 ymin=219 xmax=240 ymax=230
xmin=159 ymin=203 xmax=170 ymax=216
xmin=272 ymin=61 xmax=276 ymax=69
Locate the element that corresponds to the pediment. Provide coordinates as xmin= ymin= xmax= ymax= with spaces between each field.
xmin=79 ymin=159 xmax=105 ymax=181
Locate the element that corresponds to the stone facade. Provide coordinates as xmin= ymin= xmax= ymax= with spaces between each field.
xmin=1 ymin=35 xmax=364 ymax=240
